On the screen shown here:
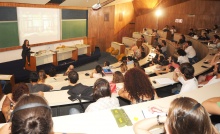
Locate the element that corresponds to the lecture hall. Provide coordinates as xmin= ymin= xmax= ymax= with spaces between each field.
xmin=0 ymin=0 xmax=220 ymax=133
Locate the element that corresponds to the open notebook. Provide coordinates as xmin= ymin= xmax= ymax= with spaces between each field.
xmin=142 ymin=109 xmax=167 ymax=118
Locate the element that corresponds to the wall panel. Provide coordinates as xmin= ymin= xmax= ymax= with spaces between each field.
xmin=88 ymin=6 xmax=115 ymax=51
xmin=114 ymin=2 xmax=135 ymax=44
xmin=135 ymin=0 xmax=220 ymax=34
xmin=88 ymin=2 xmax=135 ymax=52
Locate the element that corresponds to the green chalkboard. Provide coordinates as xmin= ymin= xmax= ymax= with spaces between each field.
xmin=0 ymin=22 xmax=19 ymax=48
xmin=62 ymin=20 xmax=87 ymax=39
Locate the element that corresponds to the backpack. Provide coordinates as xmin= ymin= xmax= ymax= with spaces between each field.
xmin=68 ymin=86 xmax=94 ymax=112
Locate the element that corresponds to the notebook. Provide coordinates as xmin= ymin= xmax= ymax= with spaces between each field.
xmin=103 ymin=68 xmax=113 ymax=74
xmin=142 ymin=109 xmax=167 ymax=118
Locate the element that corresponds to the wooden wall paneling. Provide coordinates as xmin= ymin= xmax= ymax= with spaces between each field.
xmin=114 ymin=2 xmax=135 ymax=44
xmin=88 ymin=6 xmax=115 ymax=52
xmin=135 ymin=0 xmax=220 ymax=35
xmin=135 ymin=13 xmax=157 ymax=32
xmin=0 ymin=2 xmax=87 ymax=10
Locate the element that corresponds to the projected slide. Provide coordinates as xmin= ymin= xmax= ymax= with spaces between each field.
xmin=17 ymin=7 xmax=61 ymax=45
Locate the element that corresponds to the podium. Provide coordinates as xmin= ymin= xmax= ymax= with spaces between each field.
xmin=25 ymin=51 xmax=57 ymax=71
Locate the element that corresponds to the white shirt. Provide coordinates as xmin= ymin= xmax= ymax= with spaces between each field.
xmin=178 ymin=56 xmax=190 ymax=64
xmin=161 ymin=46 xmax=167 ymax=53
xmin=178 ymin=76 xmax=198 ymax=93
xmin=85 ymin=97 xmax=119 ymax=112
xmin=185 ymin=46 xmax=196 ymax=58
xmin=204 ymin=76 xmax=220 ymax=86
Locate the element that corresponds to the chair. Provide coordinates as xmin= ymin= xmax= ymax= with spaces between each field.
xmin=106 ymin=47 xmax=115 ymax=53
xmin=111 ymin=49 xmax=119 ymax=56
xmin=117 ymin=53 xmax=126 ymax=61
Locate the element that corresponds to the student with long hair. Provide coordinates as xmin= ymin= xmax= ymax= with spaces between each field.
xmin=85 ymin=78 xmax=119 ymax=112
xmin=118 ymin=68 xmax=158 ymax=104
xmin=133 ymin=97 xmax=218 ymax=134
xmin=0 ymin=94 xmax=53 ymax=134
xmin=90 ymin=65 xmax=105 ymax=78
xmin=2 ymin=83 xmax=29 ymax=122
xmin=112 ymin=71 xmax=124 ymax=83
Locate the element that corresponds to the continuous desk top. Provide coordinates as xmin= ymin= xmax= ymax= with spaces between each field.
xmin=52 ymin=82 xmax=220 ymax=134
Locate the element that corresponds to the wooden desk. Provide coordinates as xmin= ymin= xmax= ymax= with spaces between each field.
xmin=122 ymin=37 xmax=137 ymax=47
xmin=1 ymin=82 xmax=219 ymax=133
xmin=132 ymin=32 xmax=142 ymax=39
xmin=75 ymin=44 xmax=91 ymax=56
xmin=26 ymin=51 xmax=56 ymax=71
xmin=111 ymin=42 xmax=125 ymax=55
xmin=56 ymin=48 xmax=78 ymax=62
xmin=0 ymin=74 xmax=15 ymax=92
xmin=0 ymin=75 xmax=15 ymax=86
xmin=144 ymin=35 xmax=155 ymax=45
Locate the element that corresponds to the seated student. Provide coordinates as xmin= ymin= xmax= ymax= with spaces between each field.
xmin=213 ymin=24 xmax=219 ymax=33
xmin=170 ymin=25 xmax=176 ymax=39
xmin=151 ymin=29 xmax=160 ymax=38
xmin=133 ymin=59 xmax=140 ymax=67
xmin=198 ymin=52 xmax=220 ymax=84
xmin=118 ymin=68 xmax=158 ymax=104
xmin=112 ymin=71 xmax=124 ymax=83
xmin=138 ymin=35 xmax=146 ymax=43
xmin=151 ymin=47 xmax=165 ymax=66
xmin=133 ymin=97 xmax=218 ymax=134
xmin=155 ymin=56 xmax=179 ymax=75
xmin=120 ymin=62 xmax=128 ymax=74
xmin=44 ymin=67 xmax=58 ymax=84
xmin=152 ymin=38 xmax=160 ymax=48
xmin=198 ymin=32 xmax=210 ymax=41
xmin=121 ymin=56 xmax=127 ymax=63
xmin=188 ymin=28 xmax=196 ymax=37
xmin=0 ymin=94 xmax=55 ymax=134
xmin=177 ymin=49 xmax=190 ymax=64
xmin=163 ymin=25 xmax=169 ymax=32
xmin=63 ymin=65 xmax=74 ymax=76
xmin=90 ymin=65 xmax=105 ymax=78
xmin=142 ymin=28 xmax=148 ymax=35
xmin=210 ymin=35 xmax=220 ymax=45
xmin=178 ymin=34 xmax=185 ymax=45
xmin=38 ymin=70 xmax=53 ymax=89
xmin=201 ymin=63 xmax=220 ymax=86
xmin=173 ymin=63 xmax=198 ymax=93
xmin=127 ymin=56 xmax=134 ymax=65
xmin=183 ymin=41 xmax=198 ymax=64
xmin=2 ymin=83 xmax=30 ymax=122
xmin=26 ymin=72 xmax=52 ymax=93
xmin=61 ymin=70 xmax=92 ymax=92
xmin=132 ymin=45 xmax=142 ymax=60
xmin=202 ymin=97 xmax=220 ymax=132
xmin=85 ymin=78 xmax=119 ymax=112
xmin=161 ymin=40 xmax=167 ymax=57
xmin=140 ymin=45 xmax=146 ymax=59
xmin=38 ymin=69 xmax=47 ymax=84
xmin=103 ymin=61 xmax=110 ymax=69
xmin=133 ymin=59 xmax=145 ymax=72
